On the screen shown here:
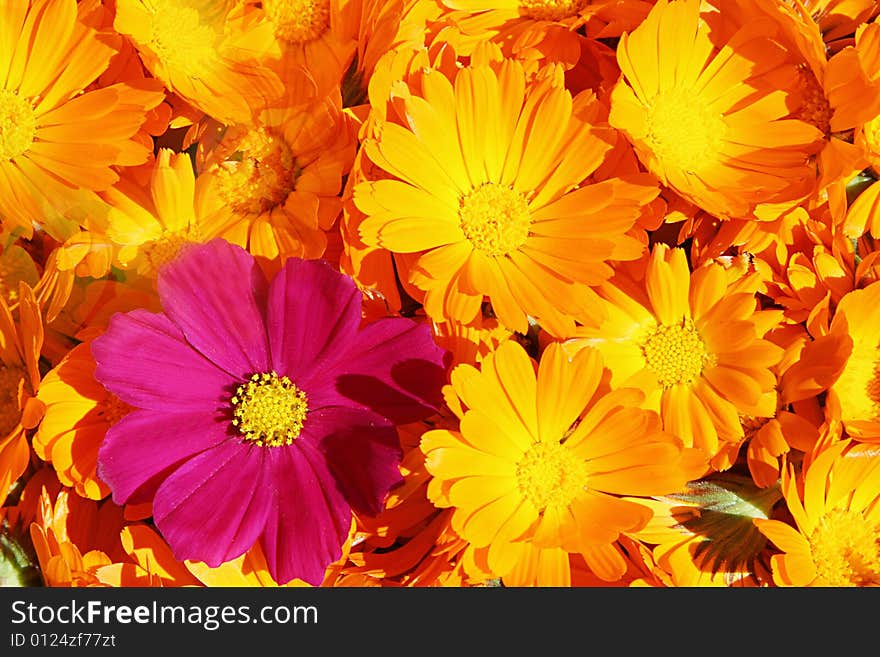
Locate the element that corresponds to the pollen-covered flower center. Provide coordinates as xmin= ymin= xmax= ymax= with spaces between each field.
xmin=793 ymin=65 xmax=832 ymax=137
xmin=516 ymin=441 xmax=587 ymax=511
xmin=645 ymin=89 xmax=726 ymax=173
xmin=213 ymin=129 xmax=300 ymax=215
xmin=809 ymin=509 xmax=880 ymax=586
xmin=459 ymin=183 xmax=532 ymax=257
xmin=518 ymin=0 xmax=587 ymax=21
xmin=263 ymin=0 xmax=331 ymax=43
xmin=642 ymin=320 xmax=711 ymax=388
xmin=145 ymin=0 xmax=217 ymax=72
xmin=0 ymin=364 xmax=26 ymax=436
xmin=231 ymin=372 xmax=308 ymax=447
xmin=143 ymin=227 xmax=200 ymax=275
xmin=0 ymin=90 xmax=36 ymax=161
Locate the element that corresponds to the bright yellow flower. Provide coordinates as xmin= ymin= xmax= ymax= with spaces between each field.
xmin=0 ymin=0 xmax=165 ymax=242
xmin=755 ymin=439 xmax=880 ymax=586
xmin=100 ymin=148 xmax=221 ymax=278
xmin=566 ymin=243 xmax=784 ymax=465
xmin=609 ymin=0 xmax=825 ymax=220
xmin=114 ymin=0 xmax=282 ymax=125
xmin=354 ymin=51 xmax=659 ymax=336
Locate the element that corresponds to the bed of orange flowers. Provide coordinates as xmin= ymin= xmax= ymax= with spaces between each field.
xmin=2 ymin=0 xmax=880 ymax=589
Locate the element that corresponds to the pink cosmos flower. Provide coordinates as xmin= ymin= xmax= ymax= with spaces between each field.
xmin=91 ymin=238 xmax=447 ymax=585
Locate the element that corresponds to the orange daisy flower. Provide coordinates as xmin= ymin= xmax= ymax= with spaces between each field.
xmin=354 ymin=51 xmax=659 ymax=336
xmin=565 ymin=243 xmax=784 ymax=465
xmin=114 ymin=0 xmax=282 ymax=125
xmin=825 ymin=280 xmax=880 ymax=440
xmin=754 ymin=438 xmax=880 ymax=586
xmin=33 ymin=340 xmax=133 ymax=501
xmin=609 ymin=0 xmax=826 ymax=221
xmin=196 ymin=92 xmax=356 ymax=265
xmin=421 ymin=339 xmax=705 ymax=582
xmin=250 ymin=0 xmax=360 ymax=104
xmin=0 ymin=0 xmax=165 ymax=242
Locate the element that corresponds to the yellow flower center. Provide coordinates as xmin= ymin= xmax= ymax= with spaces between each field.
xmin=518 ymin=0 xmax=586 ymax=21
xmin=793 ymin=65 xmax=832 ymax=137
xmin=809 ymin=509 xmax=880 ymax=586
xmin=642 ymin=319 xmax=711 ymax=388
xmin=231 ymin=372 xmax=309 ymax=447
xmin=459 ymin=183 xmax=532 ymax=257
xmin=516 ymin=440 xmax=587 ymax=511
xmin=143 ymin=227 xmax=200 ymax=276
xmin=0 ymin=364 xmax=25 ymax=436
xmin=263 ymin=0 xmax=331 ymax=44
xmin=644 ymin=88 xmax=726 ymax=174
xmin=145 ymin=0 xmax=217 ymax=73
xmin=213 ymin=129 xmax=300 ymax=215
xmin=0 ymin=90 xmax=36 ymax=161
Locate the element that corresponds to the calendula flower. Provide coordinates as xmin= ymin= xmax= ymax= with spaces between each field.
xmin=421 ymin=339 xmax=705 ymax=582
xmin=631 ymin=471 xmax=780 ymax=586
xmin=354 ymin=52 xmax=659 ymax=336
xmin=100 ymin=148 xmax=221 ymax=278
xmin=114 ymin=0 xmax=282 ymax=125
xmin=566 ymin=243 xmax=784 ymax=465
xmin=91 ymin=238 xmax=447 ymax=585
xmin=197 ymin=92 xmax=356 ymax=264
xmin=754 ymin=438 xmax=880 ymax=586
xmin=609 ymin=0 xmax=825 ymax=220
xmin=825 ymin=280 xmax=880 ymax=440
xmin=0 ymin=0 xmax=165 ymax=242
xmin=33 ymin=340 xmax=133 ymax=501
xmin=251 ymin=0 xmax=360 ymax=103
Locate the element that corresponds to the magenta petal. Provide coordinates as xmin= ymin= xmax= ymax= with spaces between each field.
xmin=309 ymin=406 xmax=404 ymax=517
xmin=307 ymin=318 xmax=448 ymax=424
xmin=92 ymin=309 xmax=232 ymax=411
xmin=152 ymin=442 xmax=272 ymax=567
xmin=157 ymin=239 xmax=270 ymax=378
xmin=98 ymin=409 xmax=230 ymax=505
xmin=260 ymin=442 xmax=351 ymax=586
xmin=265 ymin=257 xmax=362 ymax=379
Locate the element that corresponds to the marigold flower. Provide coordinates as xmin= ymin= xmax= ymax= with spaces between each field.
xmin=421 ymin=339 xmax=705 ymax=582
xmin=33 ymin=340 xmax=133 ymax=501
xmin=754 ymin=438 xmax=880 ymax=586
xmin=91 ymin=238 xmax=447 ymax=585
xmin=0 ymin=0 xmax=165 ymax=242
xmin=609 ymin=0 xmax=826 ymax=221
xmin=354 ymin=53 xmax=659 ymax=336
xmin=566 ymin=243 xmax=784 ymax=465
xmin=197 ymin=93 xmax=356 ymax=264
